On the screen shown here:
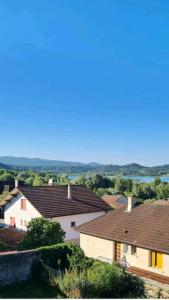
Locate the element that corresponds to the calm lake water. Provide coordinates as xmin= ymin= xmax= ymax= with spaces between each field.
xmin=123 ymin=176 xmax=169 ymax=183
xmin=68 ymin=175 xmax=169 ymax=183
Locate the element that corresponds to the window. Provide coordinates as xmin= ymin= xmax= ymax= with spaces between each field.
xmin=20 ymin=219 xmax=23 ymax=226
xmin=24 ymin=220 xmax=27 ymax=226
xmin=21 ymin=199 xmax=26 ymax=210
xmin=131 ymin=246 xmax=137 ymax=255
xmin=124 ymin=244 xmax=129 ymax=253
xmin=10 ymin=217 xmax=16 ymax=228
xmin=71 ymin=221 xmax=76 ymax=227
xmin=151 ymin=251 xmax=163 ymax=269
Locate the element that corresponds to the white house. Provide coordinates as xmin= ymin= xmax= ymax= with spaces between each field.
xmin=4 ymin=182 xmax=110 ymax=241
xmin=76 ymin=195 xmax=169 ymax=279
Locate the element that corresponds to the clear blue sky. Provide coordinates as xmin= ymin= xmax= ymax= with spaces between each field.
xmin=0 ymin=0 xmax=169 ymax=166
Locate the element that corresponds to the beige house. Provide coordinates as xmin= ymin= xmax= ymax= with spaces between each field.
xmin=76 ymin=195 xmax=169 ymax=277
xmin=4 ymin=183 xmax=110 ymax=241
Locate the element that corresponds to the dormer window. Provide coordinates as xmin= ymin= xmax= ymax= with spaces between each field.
xmin=21 ymin=199 xmax=26 ymax=210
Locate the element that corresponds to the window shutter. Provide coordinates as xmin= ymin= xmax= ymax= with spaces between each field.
xmin=151 ymin=251 xmax=156 ymax=267
xmin=21 ymin=199 xmax=26 ymax=210
xmin=157 ymin=253 xmax=163 ymax=269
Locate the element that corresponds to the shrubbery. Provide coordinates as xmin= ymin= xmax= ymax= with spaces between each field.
xmin=39 ymin=243 xmax=91 ymax=272
xmin=56 ymin=260 xmax=145 ymax=298
xmin=0 ymin=240 xmax=9 ymax=252
xmin=38 ymin=243 xmax=145 ymax=298
xmin=18 ymin=218 xmax=65 ymax=250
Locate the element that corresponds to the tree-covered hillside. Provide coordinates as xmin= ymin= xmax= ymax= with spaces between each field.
xmin=1 ymin=157 xmax=169 ymax=176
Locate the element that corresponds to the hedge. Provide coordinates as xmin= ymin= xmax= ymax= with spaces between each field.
xmin=38 ymin=242 xmax=92 ymax=272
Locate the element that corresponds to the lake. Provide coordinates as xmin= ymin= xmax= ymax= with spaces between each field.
xmin=68 ymin=175 xmax=169 ymax=183
xmin=123 ymin=176 xmax=169 ymax=183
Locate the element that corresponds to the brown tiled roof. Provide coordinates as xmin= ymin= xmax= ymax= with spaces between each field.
xmin=102 ymin=194 xmax=127 ymax=209
xmin=0 ymin=228 xmax=25 ymax=248
xmin=8 ymin=185 xmax=110 ymax=218
xmin=76 ymin=204 xmax=169 ymax=254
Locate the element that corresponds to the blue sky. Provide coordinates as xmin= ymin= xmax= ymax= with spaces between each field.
xmin=0 ymin=0 xmax=169 ymax=166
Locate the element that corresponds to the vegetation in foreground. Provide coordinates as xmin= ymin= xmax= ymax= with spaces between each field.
xmin=0 ymin=243 xmax=145 ymax=299
xmin=18 ymin=217 xmax=65 ymax=250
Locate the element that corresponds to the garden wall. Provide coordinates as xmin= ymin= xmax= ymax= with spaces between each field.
xmin=0 ymin=250 xmax=39 ymax=285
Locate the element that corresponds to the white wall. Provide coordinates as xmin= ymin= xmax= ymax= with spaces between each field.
xmin=4 ymin=192 xmax=41 ymax=230
xmin=52 ymin=211 xmax=105 ymax=241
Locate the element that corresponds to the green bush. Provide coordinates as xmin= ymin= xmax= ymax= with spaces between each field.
xmin=39 ymin=243 xmax=90 ymax=272
xmin=57 ymin=261 xmax=145 ymax=298
xmin=39 ymin=243 xmax=73 ymax=271
xmin=67 ymin=243 xmax=95 ymax=272
xmin=18 ymin=218 xmax=65 ymax=250
xmin=0 ymin=241 xmax=9 ymax=252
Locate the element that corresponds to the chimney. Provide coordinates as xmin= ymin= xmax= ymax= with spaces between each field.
xmin=68 ymin=184 xmax=72 ymax=199
xmin=15 ymin=179 xmax=19 ymax=188
xmin=127 ymin=194 xmax=135 ymax=212
xmin=48 ymin=179 xmax=53 ymax=186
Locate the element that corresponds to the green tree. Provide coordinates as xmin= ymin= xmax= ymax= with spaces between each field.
xmin=114 ymin=177 xmax=132 ymax=194
xmin=33 ymin=175 xmax=43 ymax=186
xmin=18 ymin=218 xmax=65 ymax=250
xmin=156 ymin=183 xmax=169 ymax=199
xmin=153 ymin=176 xmax=161 ymax=187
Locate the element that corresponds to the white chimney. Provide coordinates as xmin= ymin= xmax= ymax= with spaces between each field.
xmin=68 ymin=184 xmax=72 ymax=199
xmin=15 ymin=179 xmax=19 ymax=188
xmin=48 ymin=179 xmax=53 ymax=186
xmin=127 ymin=194 xmax=135 ymax=212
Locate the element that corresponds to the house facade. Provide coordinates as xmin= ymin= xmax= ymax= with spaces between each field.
xmin=4 ymin=183 xmax=110 ymax=241
xmin=76 ymin=195 xmax=169 ymax=276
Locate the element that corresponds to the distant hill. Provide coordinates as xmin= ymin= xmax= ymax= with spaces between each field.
xmin=0 ymin=156 xmax=169 ymax=176
xmin=0 ymin=162 xmax=9 ymax=170
xmin=0 ymin=156 xmax=85 ymax=167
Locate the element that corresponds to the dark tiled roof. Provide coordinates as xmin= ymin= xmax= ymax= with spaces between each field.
xmin=76 ymin=204 xmax=169 ymax=254
xmin=15 ymin=185 xmax=110 ymax=218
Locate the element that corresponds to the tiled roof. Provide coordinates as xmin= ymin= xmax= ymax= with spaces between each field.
xmin=0 ymin=228 xmax=25 ymax=247
xmin=8 ymin=185 xmax=110 ymax=218
xmin=102 ymin=194 xmax=127 ymax=209
xmin=76 ymin=204 xmax=169 ymax=254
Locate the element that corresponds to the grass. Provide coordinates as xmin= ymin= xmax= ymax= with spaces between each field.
xmin=0 ymin=278 xmax=65 ymax=298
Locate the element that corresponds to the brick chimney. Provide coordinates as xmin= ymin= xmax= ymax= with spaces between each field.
xmin=127 ymin=194 xmax=135 ymax=212
xmin=48 ymin=179 xmax=53 ymax=186
xmin=68 ymin=184 xmax=72 ymax=199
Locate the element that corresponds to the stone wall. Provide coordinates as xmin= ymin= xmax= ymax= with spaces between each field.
xmin=0 ymin=250 xmax=39 ymax=285
xmin=145 ymin=282 xmax=169 ymax=298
